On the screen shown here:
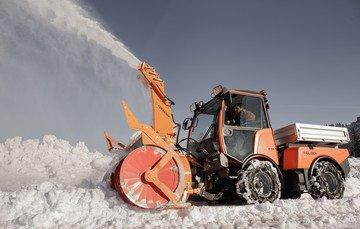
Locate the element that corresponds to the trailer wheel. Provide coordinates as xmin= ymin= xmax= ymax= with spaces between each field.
xmin=236 ymin=159 xmax=281 ymax=204
xmin=309 ymin=161 xmax=344 ymax=199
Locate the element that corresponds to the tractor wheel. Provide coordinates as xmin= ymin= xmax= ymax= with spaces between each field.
xmin=236 ymin=159 xmax=281 ymax=204
xmin=309 ymin=161 xmax=344 ymax=199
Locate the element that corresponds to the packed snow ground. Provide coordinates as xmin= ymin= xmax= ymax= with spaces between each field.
xmin=1 ymin=136 xmax=360 ymax=228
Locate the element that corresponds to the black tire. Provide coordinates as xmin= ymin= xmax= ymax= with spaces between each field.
xmin=236 ymin=159 xmax=281 ymax=204
xmin=309 ymin=161 xmax=344 ymax=199
xmin=282 ymin=191 xmax=302 ymax=199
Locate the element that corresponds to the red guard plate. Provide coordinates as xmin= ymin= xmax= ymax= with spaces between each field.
xmin=116 ymin=146 xmax=179 ymax=209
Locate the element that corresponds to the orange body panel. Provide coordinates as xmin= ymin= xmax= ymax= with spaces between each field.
xmin=283 ymin=146 xmax=349 ymax=170
xmin=254 ymin=128 xmax=279 ymax=165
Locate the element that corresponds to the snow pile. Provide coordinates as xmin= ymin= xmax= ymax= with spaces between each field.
xmin=0 ymin=135 xmax=112 ymax=191
xmin=1 ymin=136 xmax=360 ymax=228
xmin=345 ymin=157 xmax=360 ymax=197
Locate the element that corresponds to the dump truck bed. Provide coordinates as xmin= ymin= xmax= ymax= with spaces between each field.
xmin=274 ymin=123 xmax=350 ymax=146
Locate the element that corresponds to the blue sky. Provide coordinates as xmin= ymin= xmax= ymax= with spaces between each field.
xmin=86 ymin=0 xmax=360 ymax=128
xmin=1 ymin=0 xmax=359 ymax=151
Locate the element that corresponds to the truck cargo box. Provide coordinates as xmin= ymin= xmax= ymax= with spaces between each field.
xmin=274 ymin=123 xmax=350 ymax=146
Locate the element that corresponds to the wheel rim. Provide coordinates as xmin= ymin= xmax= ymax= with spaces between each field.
xmin=253 ymin=171 xmax=273 ymax=197
xmin=324 ymin=171 xmax=339 ymax=193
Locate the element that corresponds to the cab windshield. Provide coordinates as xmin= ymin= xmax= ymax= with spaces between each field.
xmin=187 ymin=99 xmax=220 ymax=152
xmin=191 ymin=112 xmax=215 ymax=142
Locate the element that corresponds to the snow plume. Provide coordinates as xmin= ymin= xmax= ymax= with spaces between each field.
xmin=0 ymin=0 xmax=151 ymax=150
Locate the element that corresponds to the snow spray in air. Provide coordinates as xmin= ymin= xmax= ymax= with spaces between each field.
xmin=0 ymin=0 xmax=151 ymax=150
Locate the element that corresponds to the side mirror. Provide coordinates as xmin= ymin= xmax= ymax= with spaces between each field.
xmin=190 ymin=101 xmax=204 ymax=112
xmin=211 ymin=85 xmax=223 ymax=97
xmin=190 ymin=102 xmax=197 ymax=112
xmin=182 ymin=118 xmax=192 ymax=130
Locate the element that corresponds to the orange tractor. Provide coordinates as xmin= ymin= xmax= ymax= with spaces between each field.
xmin=104 ymin=62 xmax=350 ymax=209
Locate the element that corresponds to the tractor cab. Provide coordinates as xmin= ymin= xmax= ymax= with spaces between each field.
xmin=184 ymin=86 xmax=271 ymax=163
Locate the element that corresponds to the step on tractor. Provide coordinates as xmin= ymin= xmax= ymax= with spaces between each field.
xmin=104 ymin=62 xmax=350 ymax=209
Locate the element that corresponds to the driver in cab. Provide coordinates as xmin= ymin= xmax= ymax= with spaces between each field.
xmin=226 ymin=103 xmax=255 ymax=126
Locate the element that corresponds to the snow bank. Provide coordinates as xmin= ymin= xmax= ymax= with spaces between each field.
xmin=1 ymin=136 xmax=360 ymax=228
xmin=0 ymin=136 xmax=112 ymax=191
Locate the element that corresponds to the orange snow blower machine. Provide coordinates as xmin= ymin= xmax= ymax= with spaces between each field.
xmin=104 ymin=62 xmax=350 ymax=209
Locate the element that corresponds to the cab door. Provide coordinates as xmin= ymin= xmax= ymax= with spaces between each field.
xmin=219 ymin=94 xmax=269 ymax=162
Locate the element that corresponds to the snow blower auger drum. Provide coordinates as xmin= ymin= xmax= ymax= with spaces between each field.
xmin=111 ymin=146 xmax=192 ymax=209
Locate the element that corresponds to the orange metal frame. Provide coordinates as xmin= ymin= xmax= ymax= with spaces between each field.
xmin=138 ymin=62 xmax=175 ymax=138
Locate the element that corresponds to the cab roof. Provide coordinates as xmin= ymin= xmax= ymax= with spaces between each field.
xmin=228 ymin=89 xmax=266 ymax=98
xmin=195 ymin=88 xmax=267 ymax=114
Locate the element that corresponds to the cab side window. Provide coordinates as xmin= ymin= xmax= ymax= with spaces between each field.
xmin=225 ymin=95 xmax=268 ymax=129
